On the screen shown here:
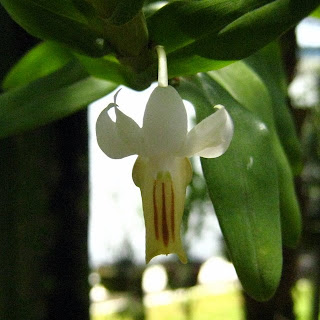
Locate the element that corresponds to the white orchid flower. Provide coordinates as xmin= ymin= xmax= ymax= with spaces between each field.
xmin=96 ymin=46 xmax=233 ymax=264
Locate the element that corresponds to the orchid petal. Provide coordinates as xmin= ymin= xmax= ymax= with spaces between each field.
xmin=142 ymin=86 xmax=188 ymax=157
xmin=115 ymin=108 xmax=143 ymax=155
xmin=132 ymin=156 xmax=192 ymax=264
xmin=96 ymin=103 xmax=135 ymax=159
xmin=183 ymin=105 xmax=234 ymax=158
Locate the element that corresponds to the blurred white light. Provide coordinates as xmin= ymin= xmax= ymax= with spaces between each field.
xmin=142 ymin=264 xmax=168 ymax=293
xmin=296 ymin=18 xmax=320 ymax=48
xmin=90 ymin=284 xmax=109 ymax=303
xmin=198 ymin=257 xmax=238 ymax=285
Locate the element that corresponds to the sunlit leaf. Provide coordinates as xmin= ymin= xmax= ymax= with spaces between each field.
xmin=149 ymin=0 xmax=319 ymax=76
xmin=147 ymin=0 xmax=272 ymax=53
xmin=245 ymin=42 xmax=303 ymax=175
xmin=311 ymin=4 xmax=320 ymax=18
xmin=209 ymin=61 xmax=301 ymax=248
xmin=76 ymin=54 xmax=129 ymax=86
xmin=0 ymin=62 xmax=117 ymax=138
xmin=2 ymin=41 xmax=73 ymax=90
xmin=178 ymin=75 xmax=282 ymax=301
xmin=181 ymin=0 xmax=319 ymax=60
xmin=168 ymin=55 xmax=233 ymax=79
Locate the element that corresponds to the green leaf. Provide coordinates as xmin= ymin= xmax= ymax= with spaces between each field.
xmin=75 ymin=54 xmax=129 ymax=86
xmin=181 ymin=0 xmax=319 ymax=60
xmin=0 ymin=62 xmax=117 ymax=138
xmin=311 ymin=4 xmax=320 ymax=18
xmin=245 ymin=42 xmax=303 ymax=175
xmin=76 ymin=53 xmax=156 ymax=90
xmin=274 ymin=137 xmax=302 ymax=248
xmin=108 ymin=0 xmax=145 ymax=25
xmin=148 ymin=0 xmax=319 ymax=76
xmin=178 ymin=75 xmax=282 ymax=301
xmin=76 ymin=47 xmax=233 ymax=89
xmin=208 ymin=61 xmax=301 ymax=248
xmin=2 ymin=41 xmax=73 ymax=90
xmin=81 ymin=0 xmax=144 ymax=24
xmin=208 ymin=62 xmax=275 ymax=126
xmin=0 ymin=0 xmax=109 ymax=56
xmin=168 ymin=55 xmax=234 ymax=79
xmin=147 ymin=0 xmax=272 ymax=53
xmin=71 ymin=0 xmax=98 ymax=21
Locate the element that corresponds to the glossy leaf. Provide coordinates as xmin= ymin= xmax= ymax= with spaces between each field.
xmin=209 ymin=61 xmax=301 ymax=248
xmin=2 ymin=41 xmax=73 ymax=90
xmin=149 ymin=0 xmax=319 ymax=76
xmin=168 ymin=55 xmax=233 ymax=79
xmin=147 ymin=0 xmax=272 ymax=53
xmin=245 ymin=42 xmax=303 ymax=175
xmin=178 ymin=75 xmax=282 ymax=301
xmin=0 ymin=0 xmax=109 ymax=56
xmin=181 ymin=0 xmax=319 ymax=60
xmin=0 ymin=62 xmax=117 ymax=138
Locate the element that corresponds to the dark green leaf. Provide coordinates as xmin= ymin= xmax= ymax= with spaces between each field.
xmin=180 ymin=0 xmax=319 ymax=60
xmin=0 ymin=62 xmax=117 ymax=138
xmin=80 ymin=0 xmax=144 ymax=24
xmin=168 ymin=55 xmax=233 ymax=79
xmin=76 ymin=48 xmax=232 ymax=89
xmin=76 ymin=54 xmax=129 ymax=86
xmin=208 ymin=61 xmax=301 ymax=248
xmin=76 ymin=53 xmax=156 ymax=90
xmin=109 ymin=0 xmax=145 ymax=25
xmin=2 ymin=41 xmax=73 ymax=90
xmin=71 ymin=0 xmax=98 ymax=21
xmin=274 ymin=139 xmax=302 ymax=248
xmin=245 ymin=42 xmax=303 ymax=175
xmin=147 ymin=0 xmax=272 ymax=53
xmin=178 ymin=75 xmax=282 ymax=301
xmin=0 ymin=0 xmax=110 ymax=56
xmin=149 ymin=0 xmax=319 ymax=76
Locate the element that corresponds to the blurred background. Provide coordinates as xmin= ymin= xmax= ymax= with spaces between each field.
xmin=1 ymin=3 xmax=320 ymax=320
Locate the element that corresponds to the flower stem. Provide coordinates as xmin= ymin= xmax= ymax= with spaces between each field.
xmin=156 ymin=46 xmax=168 ymax=87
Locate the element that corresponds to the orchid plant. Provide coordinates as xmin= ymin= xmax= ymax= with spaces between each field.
xmin=0 ymin=0 xmax=315 ymax=311
xmin=96 ymin=46 xmax=233 ymax=263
